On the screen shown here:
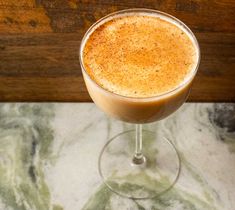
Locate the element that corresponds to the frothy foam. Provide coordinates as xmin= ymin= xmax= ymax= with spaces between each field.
xmin=82 ymin=13 xmax=198 ymax=98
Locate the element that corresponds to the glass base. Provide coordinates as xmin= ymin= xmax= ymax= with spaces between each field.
xmin=98 ymin=130 xmax=181 ymax=199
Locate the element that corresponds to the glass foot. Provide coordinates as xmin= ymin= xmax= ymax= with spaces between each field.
xmin=98 ymin=130 xmax=181 ymax=199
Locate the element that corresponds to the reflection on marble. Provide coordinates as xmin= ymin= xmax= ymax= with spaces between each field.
xmin=0 ymin=103 xmax=234 ymax=210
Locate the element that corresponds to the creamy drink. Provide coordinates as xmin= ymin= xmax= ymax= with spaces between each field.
xmin=80 ymin=11 xmax=199 ymax=123
xmin=79 ymin=9 xmax=200 ymax=199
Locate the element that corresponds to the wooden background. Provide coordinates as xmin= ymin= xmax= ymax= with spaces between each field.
xmin=0 ymin=0 xmax=234 ymax=102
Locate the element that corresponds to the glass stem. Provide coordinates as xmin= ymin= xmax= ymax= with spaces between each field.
xmin=132 ymin=124 xmax=146 ymax=165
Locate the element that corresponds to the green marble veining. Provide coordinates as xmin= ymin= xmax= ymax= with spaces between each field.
xmin=161 ymin=105 xmax=223 ymax=209
xmin=82 ymin=181 xmax=216 ymax=210
xmin=0 ymin=103 xmax=234 ymax=210
xmin=207 ymin=104 xmax=235 ymax=153
xmin=0 ymin=104 xmax=63 ymax=210
xmin=82 ymin=113 xmax=219 ymax=210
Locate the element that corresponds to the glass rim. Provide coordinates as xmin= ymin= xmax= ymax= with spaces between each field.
xmin=79 ymin=8 xmax=201 ymax=102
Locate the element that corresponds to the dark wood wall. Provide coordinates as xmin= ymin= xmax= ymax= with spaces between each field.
xmin=0 ymin=0 xmax=234 ymax=102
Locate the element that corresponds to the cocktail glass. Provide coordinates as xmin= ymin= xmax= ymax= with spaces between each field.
xmin=79 ymin=8 xmax=200 ymax=199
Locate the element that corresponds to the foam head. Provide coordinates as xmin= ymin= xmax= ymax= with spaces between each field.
xmin=81 ymin=11 xmax=199 ymax=98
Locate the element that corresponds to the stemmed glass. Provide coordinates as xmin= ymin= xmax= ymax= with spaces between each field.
xmin=79 ymin=8 xmax=200 ymax=199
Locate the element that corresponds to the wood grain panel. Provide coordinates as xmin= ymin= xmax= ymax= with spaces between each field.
xmin=0 ymin=0 xmax=234 ymax=101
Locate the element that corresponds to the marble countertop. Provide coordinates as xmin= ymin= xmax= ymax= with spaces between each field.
xmin=0 ymin=103 xmax=234 ymax=210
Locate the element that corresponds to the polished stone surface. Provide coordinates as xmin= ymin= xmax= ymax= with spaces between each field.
xmin=0 ymin=103 xmax=234 ymax=210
